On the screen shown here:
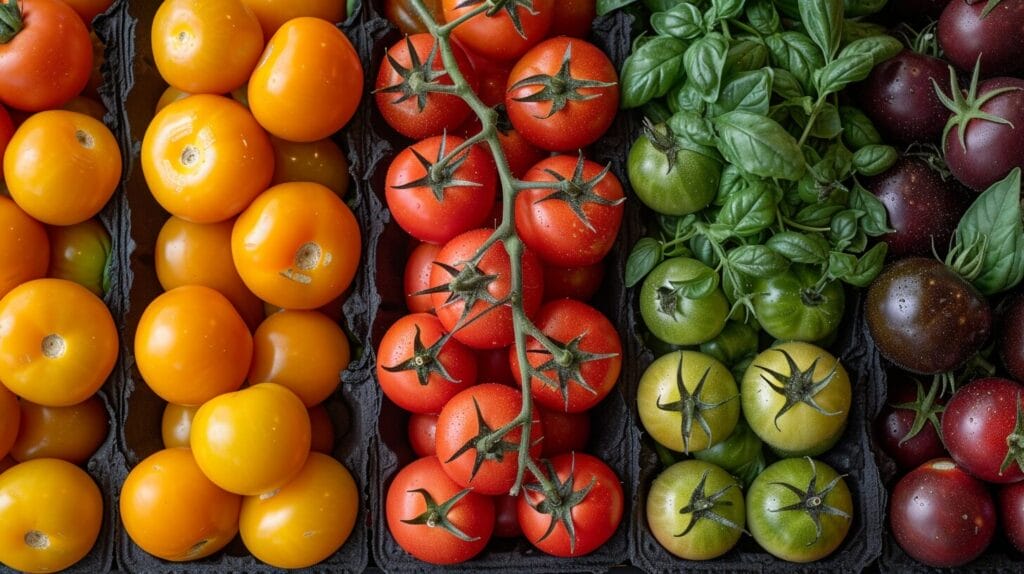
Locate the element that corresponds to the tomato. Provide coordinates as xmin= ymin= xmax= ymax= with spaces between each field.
xmin=0 ymin=456 xmax=13 ymax=473
xmin=375 ymin=34 xmax=478 ymax=141
xmin=270 ymin=137 xmax=350 ymax=198
xmin=637 ymin=350 xmax=739 ymax=453
xmin=151 ymin=0 xmax=264 ymax=94
xmin=161 ymin=403 xmax=197 ymax=449
xmin=0 ymin=279 xmax=117 ymax=407
xmin=408 ymin=412 xmax=438 ymax=457
xmin=248 ymin=17 xmax=362 ymax=142
xmin=0 ymin=196 xmax=48 ymax=300
xmin=639 ymin=257 xmax=728 ymax=346
xmin=249 ymin=310 xmax=350 ymax=407
xmin=647 ymin=459 xmax=743 ymax=560
xmin=142 ymin=95 xmax=274 ymax=224
xmin=308 ymin=404 xmax=335 ymax=454
xmin=430 ymin=228 xmax=544 ymax=349
xmin=890 ymin=458 xmax=996 ymax=567
xmin=435 ymin=383 xmax=543 ymax=494
xmin=61 ymin=96 xmax=106 ymax=121
xmin=550 ymin=0 xmax=596 ymax=37
xmin=386 ymin=134 xmax=497 ymax=244
xmin=494 ymin=494 xmax=521 ymax=538
xmin=1000 ymin=481 xmax=1024 ymax=553
xmin=698 ymin=320 xmax=758 ymax=372
xmin=873 ymin=372 xmax=946 ymax=471
xmin=0 ymin=103 xmax=13 ymax=159
xmin=509 ymin=299 xmax=621 ymax=413
xmin=943 ymin=377 xmax=1024 ymax=483
xmin=10 ymin=397 xmax=107 ymax=464
xmin=747 ymin=457 xmax=852 ymax=562
xmin=155 ymin=216 xmax=264 ymax=330
xmin=542 ymin=263 xmax=604 ymax=302
xmin=518 ymin=452 xmax=623 ymax=557
xmin=444 ymin=0 xmax=553 ymax=62
xmin=404 ymin=241 xmax=441 ymax=313
xmin=507 ymin=38 xmax=618 ymax=152
xmin=0 ymin=0 xmax=92 ymax=111
xmin=232 ymin=182 xmax=360 ymax=309
xmin=628 ymin=122 xmax=721 ymax=215
xmin=241 ymin=0 xmax=346 ymax=40
xmin=4 ymin=110 xmax=120 ymax=226
xmin=60 ymin=0 xmax=112 ymax=24
xmin=377 ymin=313 xmax=478 ymax=414
xmin=386 ymin=456 xmax=494 ymax=564
xmin=741 ymin=343 xmax=851 ymax=457
xmin=240 ymin=453 xmax=358 ymax=568
xmin=120 ymin=448 xmax=241 ymax=561
xmin=191 ymin=382 xmax=311 ymax=495
xmin=537 ymin=407 xmax=589 ymax=456
xmin=459 ymin=107 xmax=547 ymax=180
xmin=384 ymin=0 xmax=443 ymax=35
xmin=752 ymin=266 xmax=845 ymax=343
xmin=154 ymin=86 xmax=191 ymax=113
xmin=516 ymin=155 xmax=623 ymax=267
xmin=692 ymin=418 xmax=765 ymax=488
xmin=0 ymin=385 xmax=17 ymax=460
xmin=477 ymin=346 xmax=515 ymax=387
xmin=46 ymin=218 xmax=111 ymax=297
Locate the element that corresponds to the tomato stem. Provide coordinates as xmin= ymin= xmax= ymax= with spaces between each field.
xmin=0 ymin=1 xmax=24 ymax=44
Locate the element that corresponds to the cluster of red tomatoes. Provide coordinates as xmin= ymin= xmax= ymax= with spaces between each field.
xmin=0 ymin=0 xmax=123 ymax=571
xmin=117 ymin=0 xmax=363 ymax=569
xmin=375 ymin=0 xmax=627 ymax=564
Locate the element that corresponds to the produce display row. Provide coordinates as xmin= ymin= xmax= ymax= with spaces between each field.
xmin=0 ymin=0 xmax=1022 ymax=572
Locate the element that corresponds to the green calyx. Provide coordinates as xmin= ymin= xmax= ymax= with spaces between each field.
xmin=444 ymin=397 xmax=521 ymax=482
xmin=1000 ymin=392 xmax=1024 ymax=476
xmin=415 ymin=260 xmax=500 ymax=326
xmin=532 ymin=153 xmax=623 ymax=232
xmin=891 ymin=376 xmax=944 ymax=446
xmin=382 ymin=325 xmax=460 ymax=387
xmin=641 ymin=117 xmax=681 ymax=170
xmin=375 ymin=36 xmax=451 ymax=112
xmin=523 ymin=456 xmax=596 ymax=555
xmin=391 ymin=133 xmax=481 ymax=202
xmin=454 ymin=0 xmax=538 ymax=37
xmin=757 ymin=348 xmax=842 ymax=431
xmin=768 ymin=458 xmax=851 ymax=545
xmin=675 ymin=469 xmax=743 ymax=537
xmin=527 ymin=333 xmax=618 ymax=411
xmin=0 ymin=1 xmax=23 ymax=44
xmin=509 ymin=42 xmax=617 ymax=119
xmin=656 ymin=352 xmax=737 ymax=454
xmin=933 ymin=59 xmax=1023 ymax=154
xmin=401 ymin=488 xmax=480 ymax=542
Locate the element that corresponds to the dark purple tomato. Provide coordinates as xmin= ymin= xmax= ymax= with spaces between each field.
xmin=999 ymin=292 xmax=1024 ymax=381
xmin=890 ymin=458 xmax=997 ymax=567
xmin=999 ymin=481 xmax=1024 ymax=553
xmin=873 ymin=371 xmax=947 ymax=470
xmin=942 ymin=377 xmax=1024 ymax=483
xmin=941 ymin=76 xmax=1024 ymax=191
xmin=863 ymin=158 xmax=970 ymax=257
xmin=858 ymin=50 xmax=950 ymax=144
xmin=866 ymin=257 xmax=992 ymax=375
xmin=938 ymin=0 xmax=1024 ymax=78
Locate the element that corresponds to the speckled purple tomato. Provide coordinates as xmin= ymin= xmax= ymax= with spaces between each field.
xmin=999 ymin=293 xmax=1024 ymax=381
xmin=873 ymin=371 xmax=946 ymax=470
xmin=938 ymin=0 xmax=1024 ymax=78
xmin=858 ymin=50 xmax=949 ymax=144
xmin=941 ymin=77 xmax=1024 ymax=191
xmin=999 ymin=481 xmax=1024 ymax=553
xmin=942 ymin=377 xmax=1024 ymax=484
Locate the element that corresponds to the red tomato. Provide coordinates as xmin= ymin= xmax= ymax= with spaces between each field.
xmin=506 ymin=37 xmax=618 ymax=152
xmin=550 ymin=0 xmax=596 ymax=38
xmin=942 ymin=377 xmax=1024 ymax=483
xmin=517 ymin=452 xmax=623 ymax=557
xmin=543 ymin=262 xmax=605 ymax=302
xmin=377 ymin=313 xmax=478 ymax=414
xmin=443 ymin=0 xmax=553 ymax=62
xmin=385 ymin=134 xmax=497 ymax=245
xmin=460 ymin=108 xmax=547 ymax=180
xmin=435 ymin=383 xmax=543 ymax=495
xmin=476 ymin=346 xmax=516 ymax=387
xmin=538 ymin=407 xmax=590 ymax=456
xmin=461 ymin=52 xmax=510 ymax=108
xmin=429 ymin=228 xmax=544 ymax=350
xmin=386 ymin=456 xmax=494 ymax=564
xmin=404 ymin=242 xmax=441 ymax=313
xmin=375 ymin=34 xmax=478 ymax=141
xmin=408 ymin=413 xmax=438 ymax=457
xmin=493 ymin=494 xmax=521 ymax=538
xmin=516 ymin=155 xmax=624 ymax=267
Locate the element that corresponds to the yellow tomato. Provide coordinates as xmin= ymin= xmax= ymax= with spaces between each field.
xmin=242 ymin=0 xmax=346 ymax=39
xmin=270 ymin=137 xmax=350 ymax=198
xmin=161 ymin=403 xmax=198 ymax=449
xmin=0 ymin=385 xmax=18 ymax=460
xmin=0 ymin=196 xmax=48 ymax=301
xmin=10 ymin=397 xmax=108 ymax=464
xmin=154 ymin=86 xmax=191 ymax=113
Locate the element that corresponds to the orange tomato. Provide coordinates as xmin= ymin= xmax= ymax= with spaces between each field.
xmin=141 ymin=94 xmax=274 ymax=224
xmin=239 ymin=453 xmax=358 ymax=568
xmin=61 ymin=96 xmax=107 ymax=121
xmin=161 ymin=403 xmax=198 ymax=448
xmin=46 ymin=218 xmax=112 ymax=297
xmin=10 ymin=397 xmax=108 ymax=464
xmin=0 ymin=386 xmax=18 ymax=461
xmin=0 ymin=103 xmax=13 ymax=160
xmin=0 ymin=279 xmax=117 ymax=407
xmin=134 ymin=285 xmax=253 ymax=406
xmin=242 ymin=0 xmax=346 ymax=40
xmin=0 ymin=456 xmax=14 ymax=474
xmin=308 ymin=404 xmax=335 ymax=454
xmin=151 ymin=0 xmax=264 ymax=94
xmin=270 ymin=137 xmax=350 ymax=198
xmin=154 ymin=86 xmax=191 ymax=113
xmin=247 ymin=17 xmax=362 ymax=142
xmin=191 ymin=383 xmax=311 ymax=496
xmin=120 ymin=448 xmax=241 ymax=561
xmin=4 ymin=110 xmax=121 ymax=225
xmin=61 ymin=0 xmax=114 ymax=25
xmin=0 ymin=459 xmax=103 ymax=573
xmin=155 ymin=216 xmax=264 ymax=330
xmin=0 ymin=196 xmax=48 ymax=300
xmin=248 ymin=310 xmax=350 ymax=407
xmin=232 ymin=182 xmax=361 ymax=310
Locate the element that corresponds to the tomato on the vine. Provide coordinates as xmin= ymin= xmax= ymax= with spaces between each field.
xmin=408 ymin=412 xmax=438 ymax=457
xmin=0 ymin=196 xmax=49 ymax=300
xmin=542 ymin=263 xmax=605 ymax=302
xmin=537 ymin=407 xmax=590 ymax=456
xmin=444 ymin=0 xmax=553 ymax=62
xmin=550 ymin=0 xmax=596 ymax=38
xmin=46 ymin=219 xmax=111 ymax=298
xmin=404 ymin=242 xmax=441 ymax=313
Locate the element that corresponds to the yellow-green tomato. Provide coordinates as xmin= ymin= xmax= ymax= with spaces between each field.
xmin=640 ymin=257 xmax=729 ymax=346
xmin=46 ymin=219 xmax=111 ymax=297
xmin=647 ymin=459 xmax=744 ymax=560
xmin=637 ymin=350 xmax=739 ymax=453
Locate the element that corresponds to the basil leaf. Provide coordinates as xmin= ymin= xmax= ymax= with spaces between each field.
xmin=849 ymin=183 xmax=892 ymax=236
xmin=767 ymin=231 xmax=830 ymax=264
xmin=724 ymin=39 xmax=769 ymax=75
xmin=347 ymin=0 xmax=360 ymax=19
xmin=714 ymin=110 xmax=806 ymax=181
xmin=800 ymin=0 xmax=844 ymax=61
xmin=729 ymin=245 xmax=790 ymax=278
xmin=717 ymin=183 xmax=777 ymax=237
xmin=817 ymin=52 xmax=874 ymax=97
xmin=712 ymin=0 xmax=746 ymax=20
xmin=746 ymin=0 xmax=780 ymax=34
xmin=853 ymin=144 xmax=898 ymax=176
xmin=710 ymin=69 xmax=773 ymax=116
xmin=621 ymin=36 xmax=689 ymax=109
xmin=843 ymin=0 xmax=886 ymax=17
xmin=842 ymin=20 xmax=889 ymax=44
xmin=668 ymin=79 xmax=706 ymax=115
xmin=643 ymin=0 xmax=678 ymax=11
xmin=794 ymin=202 xmax=845 ymax=227
xmin=670 ymin=267 xmax=720 ymax=299
xmin=651 ymin=3 xmax=705 ymax=40
xmin=829 ymin=209 xmax=861 ymax=249
xmin=952 ymin=168 xmax=1024 ymax=295
xmin=828 ymin=251 xmax=858 ymax=279
xmin=715 ymin=164 xmax=749 ymax=205
xmin=690 ymin=234 xmax=720 ymax=268
xmin=684 ymin=33 xmax=729 ymax=102
xmin=766 ymin=32 xmax=825 ymax=93
xmin=641 ymin=100 xmax=674 ymax=124
xmin=626 ymin=238 xmax=664 ymax=287
xmin=598 ymin=0 xmax=637 ymax=15
xmin=838 ymin=35 xmax=903 ymax=66
xmin=844 ymin=242 xmax=888 ymax=286
xmin=771 ymin=68 xmax=804 ymax=99
xmin=812 ymin=142 xmax=854 ymax=183
xmin=807 ymin=102 xmax=843 ymax=139
xmin=840 ymin=105 xmax=882 ymax=149
xmin=668 ymin=111 xmax=722 ymax=159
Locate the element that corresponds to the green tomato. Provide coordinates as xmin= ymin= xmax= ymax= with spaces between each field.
xmin=747 ymin=457 xmax=853 ymax=563
xmin=628 ymin=123 xmax=720 ymax=216
xmin=699 ymin=320 xmax=759 ymax=367
xmin=647 ymin=459 xmax=745 ymax=560
xmin=637 ymin=350 xmax=740 ymax=454
xmin=741 ymin=342 xmax=851 ymax=457
xmin=640 ymin=258 xmax=729 ymax=346
xmin=693 ymin=419 xmax=765 ymax=488
xmin=752 ymin=265 xmax=845 ymax=343
xmin=46 ymin=218 xmax=112 ymax=297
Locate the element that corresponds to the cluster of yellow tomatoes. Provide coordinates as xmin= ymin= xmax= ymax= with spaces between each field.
xmin=117 ymin=0 xmax=365 ymax=569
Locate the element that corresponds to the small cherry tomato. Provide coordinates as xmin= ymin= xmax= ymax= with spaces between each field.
xmin=161 ymin=403 xmax=197 ymax=449
xmin=0 ymin=385 xmax=18 ymax=460
xmin=242 ymin=0 xmax=346 ymax=40
xmin=404 ymin=242 xmax=441 ymax=313
xmin=444 ymin=0 xmax=553 ymax=62
xmin=270 ymin=137 xmax=350 ymax=198
xmin=61 ymin=96 xmax=107 ymax=121
xmin=46 ymin=218 xmax=111 ymax=297
xmin=60 ymin=0 xmax=113 ymax=25
xmin=543 ymin=263 xmax=605 ymax=302
xmin=309 ymin=404 xmax=335 ymax=454
xmin=550 ymin=0 xmax=596 ymax=37
xmin=0 ymin=196 xmax=49 ymax=300
xmin=408 ymin=413 xmax=438 ymax=457
xmin=11 ymin=397 xmax=108 ymax=464
xmin=154 ymin=86 xmax=191 ymax=113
